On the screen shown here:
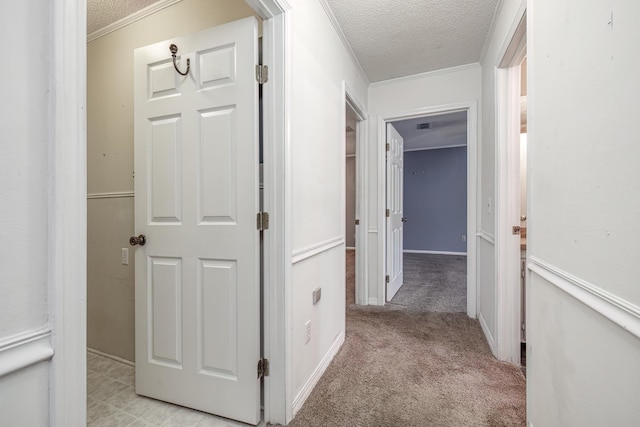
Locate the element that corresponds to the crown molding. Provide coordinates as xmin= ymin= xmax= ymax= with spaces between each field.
xmin=370 ymin=63 xmax=481 ymax=88
xmin=87 ymin=0 xmax=182 ymax=43
xmin=318 ymin=0 xmax=370 ymax=86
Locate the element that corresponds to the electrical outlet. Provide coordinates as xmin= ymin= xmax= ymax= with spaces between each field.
xmin=461 ymin=234 xmax=466 ymax=242
xmin=305 ymin=320 xmax=311 ymax=344
xmin=121 ymin=248 xmax=129 ymax=265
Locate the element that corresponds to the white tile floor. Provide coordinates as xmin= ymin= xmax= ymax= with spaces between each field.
xmin=87 ymin=351 xmax=258 ymax=427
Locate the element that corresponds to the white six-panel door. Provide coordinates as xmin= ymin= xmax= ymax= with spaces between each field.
xmin=386 ymin=123 xmax=404 ymax=301
xmin=133 ymin=17 xmax=260 ymax=425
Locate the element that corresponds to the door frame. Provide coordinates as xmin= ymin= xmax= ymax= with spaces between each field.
xmin=343 ymin=84 xmax=368 ymax=306
xmin=56 ymin=0 xmax=293 ymax=425
xmin=245 ymin=1 xmax=292 ymax=423
xmin=375 ymin=101 xmax=478 ymax=315
xmin=51 ymin=0 xmax=87 ymax=424
xmin=494 ymin=7 xmax=526 ymax=363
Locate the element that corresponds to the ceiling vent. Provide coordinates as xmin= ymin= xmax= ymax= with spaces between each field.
xmin=417 ymin=123 xmax=430 ymax=130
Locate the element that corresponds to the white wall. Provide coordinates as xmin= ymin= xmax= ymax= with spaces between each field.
xmin=527 ymin=0 xmax=640 ymax=424
xmin=0 ymin=3 xmax=50 ymax=340
xmin=87 ymin=0 xmax=259 ymax=361
xmin=0 ymin=363 xmax=50 ymax=425
xmin=0 ymin=2 xmax=56 ymax=424
xmin=367 ymin=65 xmax=482 ymax=305
xmin=286 ymin=0 xmax=368 ymax=417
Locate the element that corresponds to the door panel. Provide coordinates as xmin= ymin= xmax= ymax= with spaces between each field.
xmin=386 ymin=123 xmax=404 ymax=301
xmin=133 ymin=17 xmax=260 ymax=425
xmin=149 ymin=116 xmax=182 ymax=223
xmin=199 ymin=259 xmax=238 ymax=379
xmin=198 ymin=107 xmax=237 ymax=223
xmin=150 ymin=257 xmax=183 ymax=367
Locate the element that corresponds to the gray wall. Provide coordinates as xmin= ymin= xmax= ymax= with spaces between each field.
xmin=403 ymin=147 xmax=467 ymax=253
xmin=345 ymin=156 xmax=356 ymax=247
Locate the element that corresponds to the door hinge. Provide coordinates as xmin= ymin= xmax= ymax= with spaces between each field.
xmin=385 ymin=208 xmax=390 ymax=218
xmin=385 ymin=275 xmax=390 ymax=284
xmin=256 ymin=65 xmax=268 ymax=84
xmin=512 ymin=226 xmax=521 ymax=235
xmin=258 ymin=358 xmax=270 ymax=378
xmin=386 ymin=143 xmax=390 ymax=152
xmin=257 ymin=212 xmax=270 ymax=231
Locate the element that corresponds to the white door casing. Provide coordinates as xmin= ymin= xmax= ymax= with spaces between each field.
xmin=495 ymin=10 xmax=526 ymax=363
xmin=386 ymin=123 xmax=404 ymax=301
xmin=133 ymin=17 xmax=260 ymax=425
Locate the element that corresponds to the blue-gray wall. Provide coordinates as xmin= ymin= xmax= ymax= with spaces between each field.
xmin=403 ymin=147 xmax=467 ymax=253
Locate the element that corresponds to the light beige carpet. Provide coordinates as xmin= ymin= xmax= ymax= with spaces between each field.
xmin=273 ymin=251 xmax=526 ymax=427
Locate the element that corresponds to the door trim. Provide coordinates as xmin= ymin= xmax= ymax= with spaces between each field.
xmin=52 ymin=0 xmax=87 ymax=425
xmin=245 ymin=0 xmax=292 ymax=424
xmin=375 ymin=101 xmax=478 ymax=315
xmin=55 ymin=0 xmax=292 ymax=424
xmin=495 ymin=7 xmax=526 ymax=364
xmin=343 ymin=84 xmax=368 ymax=306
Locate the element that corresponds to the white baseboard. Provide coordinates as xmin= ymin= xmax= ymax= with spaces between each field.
xmin=368 ymin=297 xmax=380 ymax=306
xmin=292 ymin=331 xmax=345 ymax=416
xmin=87 ymin=347 xmax=135 ymax=367
xmin=403 ymin=249 xmax=467 ymax=256
xmin=478 ymin=312 xmax=496 ymax=356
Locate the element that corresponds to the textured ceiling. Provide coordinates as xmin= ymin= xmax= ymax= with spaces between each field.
xmin=89 ymin=0 xmax=499 ymax=83
xmin=391 ymin=111 xmax=467 ymax=151
xmin=325 ymin=0 xmax=499 ymax=82
xmin=87 ymin=0 xmax=160 ymax=34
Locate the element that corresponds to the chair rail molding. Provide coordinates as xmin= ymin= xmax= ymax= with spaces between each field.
xmin=0 ymin=329 xmax=54 ymax=378
xmin=529 ymin=257 xmax=640 ymax=340
xmin=292 ymin=236 xmax=344 ymax=264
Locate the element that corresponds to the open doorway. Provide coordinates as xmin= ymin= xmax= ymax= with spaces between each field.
xmin=376 ymin=103 xmax=478 ymax=314
xmin=85 ymin=1 xmax=289 ymax=425
xmin=519 ymin=56 xmax=528 ymax=371
xmin=384 ymin=112 xmax=469 ymax=312
xmin=495 ymin=12 xmax=526 ymax=364
xmin=345 ymin=105 xmax=357 ymax=305
xmin=344 ymin=94 xmax=367 ymax=307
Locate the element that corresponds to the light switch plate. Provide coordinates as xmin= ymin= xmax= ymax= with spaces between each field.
xmin=305 ymin=320 xmax=311 ymax=344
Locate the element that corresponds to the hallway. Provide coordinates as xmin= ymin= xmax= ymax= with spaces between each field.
xmin=282 ymin=251 xmax=526 ymax=426
xmin=87 ymin=251 xmax=525 ymax=426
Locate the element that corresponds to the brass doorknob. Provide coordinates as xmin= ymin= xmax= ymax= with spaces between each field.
xmin=129 ymin=234 xmax=146 ymax=246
